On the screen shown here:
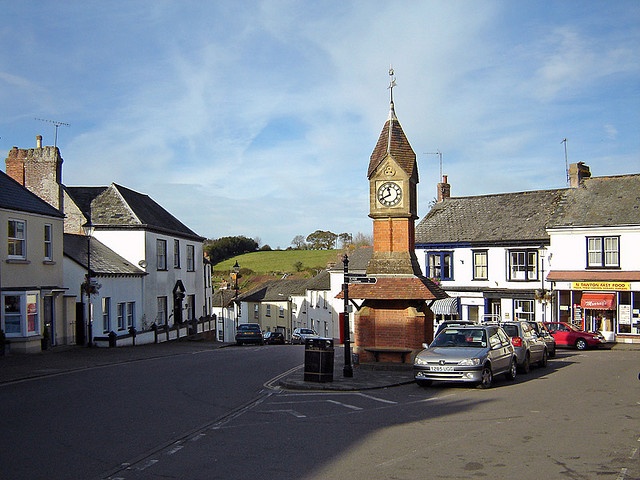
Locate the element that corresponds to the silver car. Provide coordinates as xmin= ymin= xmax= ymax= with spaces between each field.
xmin=414 ymin=325 xmax=517 ymax=389
xmin=501 ymin=321 xmax=548 ymax=373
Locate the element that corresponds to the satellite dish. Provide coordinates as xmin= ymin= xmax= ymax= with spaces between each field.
xmin=138 ymin=260 xmax=147 ymax=268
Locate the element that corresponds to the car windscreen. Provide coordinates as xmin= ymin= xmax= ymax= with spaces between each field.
xmin=430 ymin=328 xmax=486 ymax=348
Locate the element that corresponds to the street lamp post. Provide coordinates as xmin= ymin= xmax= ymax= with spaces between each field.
xmin=83 ymin=217 xmax=95 ymax=347
xmin=232 ymin=261 xmax=240 ymax=328
xmin=342 ymin=254 xmax=353 ymax=378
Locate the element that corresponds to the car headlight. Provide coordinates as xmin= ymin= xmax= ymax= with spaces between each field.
xmin=458 ymin=358 xmax=480 ymax=366
xmin=414 ymin=356 xmax=428 ymax=366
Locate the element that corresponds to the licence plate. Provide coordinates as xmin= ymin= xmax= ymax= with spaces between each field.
xmin=430 ymin=365 xmax=454 ymax=372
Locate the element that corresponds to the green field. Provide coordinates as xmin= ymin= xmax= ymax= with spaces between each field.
xmin=213 ymin=249 xmax=342 ymax=275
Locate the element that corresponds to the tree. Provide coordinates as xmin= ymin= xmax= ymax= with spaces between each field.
xmin=338 ymin=232 xmax=353 ymax=248
xmin=204 ymin=236 xmax=259 ymax=264
xmin=306 ymin=230 xmax=338 ymax=250
xmin=353 ymin=232 xmax=373 ymax=246
xmin=291 ymin=235 xmax=307 ymax=250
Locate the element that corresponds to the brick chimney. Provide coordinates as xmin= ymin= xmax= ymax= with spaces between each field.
xmin=4 ymin=136 xmax=64 ymax=211
xmin=437 ymin=175 xmax=451 ymax=202
xmin=569 ymin=162 xmax=591 ymax=188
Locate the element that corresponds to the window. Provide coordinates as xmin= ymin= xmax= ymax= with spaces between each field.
xmin=156 ymin=239 xmax=167 ymax=270
xmin=508 ymin=250 xmax=537 ymax=281
xmin=8 ymin=219 xmax=26 ymax=259
xmin=117 ymin=302 xmax=125 ymax=330
xmin=44 ymin=224 xmax=53 ymax=261
xmin=187 ymin=245 xmax=195 ymax=271
xmin=279 ymin=305 xmax=285 ymax=318
xmin=102 ymin=297 xmax=111 ymax=333
xmin=473 ymin=250 xmax=488 ymax=280
xmin=254 ymin=304 xmax=259 ymax=320
xmin=427 ymin=252 xmax=453 ymax=280
xmin=174 ymin=239 xmax=180 ymax=268
xmin=514 ymin=299 xmax=534 ymax=322
xmin=186 ymin=295 xmax=195 ymax=322
xmin=127 ymin=302 xmax=135 ymax=328
xmin=2 ymin=292 xmax=40 ymax=336
xmin=266 ymin=305 xmax=271 ymax=317
xmin=157 ymin=296 xmax=167 ymax=325
xmin=587 ymin=236 xmax=619 ymax=268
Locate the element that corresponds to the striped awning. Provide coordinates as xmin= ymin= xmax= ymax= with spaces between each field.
xmin=431 ymin=297 xmax=459 ymax=315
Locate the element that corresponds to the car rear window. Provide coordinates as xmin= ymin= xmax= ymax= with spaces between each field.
xmin=502 ymin=325 xmax=518 ymax=337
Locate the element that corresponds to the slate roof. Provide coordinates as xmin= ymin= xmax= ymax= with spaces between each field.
xmin=416 ymin=173 xmax=640 ymax=246
xmin=66 ymin=183 xmax=204 ymax=241
xmin=367 ymin=104 xmax=417 ymax=180
xmin=305 ymin=269 xmax=331 ymax=290
xmin=548 ymin=174 xmax=640 ymax=228
xmin=0 ymin=170 xmax=64 ymax=218
xmin=238 ymin=278 xmax=309 ymax=302
xmin=212 ymin=289 xmax=237 ymax=308
xmin=64 ymin=233 xmax=145 ymax=276
xmin=328 ymin=246 xmax=373 ymax=272
xmin=415 ymin=188 xmax=566 ymax=246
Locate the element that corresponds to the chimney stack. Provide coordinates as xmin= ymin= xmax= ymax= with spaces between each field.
xmin=569 ymin=162 xmax=591 ymax=188
xmin=36 ymin=135 xmax=42 ymax=148
xmin=437 ymin=175 xmax=451 ymax=202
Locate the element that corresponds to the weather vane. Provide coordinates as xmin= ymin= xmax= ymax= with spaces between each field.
xmin=388 ymin=66 xmax=396 ymax=104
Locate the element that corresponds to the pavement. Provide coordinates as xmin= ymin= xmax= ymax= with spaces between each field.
xmin=0 ymin=336 xmax=414 ymax=390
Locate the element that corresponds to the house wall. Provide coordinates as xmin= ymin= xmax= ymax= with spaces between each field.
xmin=1 ymin=208 xmax=67 ymax=352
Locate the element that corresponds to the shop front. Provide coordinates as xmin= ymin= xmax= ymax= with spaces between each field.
xmin=550 ymin=278 xmax=640 ymax=344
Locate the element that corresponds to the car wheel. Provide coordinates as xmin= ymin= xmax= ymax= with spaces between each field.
xmin=576 ymin=338 xmax=588 ymax=350
xmin=236 ymin=341 xmax=242 ymax=346
xmin=478 ymin=365 xmax=493 ymax=389
xmin=520 ymin=353 xmax=531 ymax=374
xmin=505 ymin=358 xmax=517 ymax=381
xmin=549 ymin=346 xmax=556 ymax=358
xmin=416 ymin=379 xmax=433 ymax=387
xmin=538 ymin=349 xmax=548 ymax=368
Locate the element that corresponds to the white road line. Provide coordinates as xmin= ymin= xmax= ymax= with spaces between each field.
xmin=616 ymin=467 xmax=628 ymax=480
xmin=356 ymin=392 xmax=397 ymax=404
xmin=267 ymin=409 xmax=307 ymax=418
xmin=166 ymin=445 xmax=183 ymax=455
xmin=326 ymin=399 xmax=362 ymax=410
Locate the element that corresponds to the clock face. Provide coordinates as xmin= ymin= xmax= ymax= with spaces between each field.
xmin=377 ymin=182 xmax=402 ymax=207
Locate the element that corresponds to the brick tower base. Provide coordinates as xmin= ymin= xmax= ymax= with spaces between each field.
xmin=353 ymin=300 xmax=435 ymax=364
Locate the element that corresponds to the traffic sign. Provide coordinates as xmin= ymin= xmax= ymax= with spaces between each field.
xmin=347 ymin=276 xmax=377 ymax=284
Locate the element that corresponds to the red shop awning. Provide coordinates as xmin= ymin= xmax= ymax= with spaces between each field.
xmin=581 ymin=293 xmax=616 ymax=310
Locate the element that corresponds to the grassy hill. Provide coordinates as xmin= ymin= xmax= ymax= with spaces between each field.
xmin=212 ymin=249 xmax=342 ymax=290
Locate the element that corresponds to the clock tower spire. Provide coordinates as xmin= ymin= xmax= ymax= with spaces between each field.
xmin=367 ymin=68 xmax=421 ymax=276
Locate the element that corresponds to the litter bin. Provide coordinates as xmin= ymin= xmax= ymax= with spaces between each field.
xmin=304 ymin=337 xmax=334 ymax=383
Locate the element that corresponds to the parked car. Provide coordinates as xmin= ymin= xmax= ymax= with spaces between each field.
xmin=500 ymin=321 xmax=548 ymax=373
xmin=433 ymin=320 xmax=475 ymax=340
xmin=291 ymin=328 xmax=319 ymax=345
xmin=235 ymin=323 xmax=264 ymax=346
xmin=263 ymin=331 xmax=285 ymax=345
xmin=526 ymin=321 xmax=556 ymax=357
xmin=414 ymin=324 xmax=517 ymax=389
xmin=543 ymin=322 xmax=606 ymax=350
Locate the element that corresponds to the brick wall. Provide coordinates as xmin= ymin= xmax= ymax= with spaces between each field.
xmin=354 ymin=301 xmax=434 ymax=363
xmin=372 ymin=218 xmax=415 ymax=252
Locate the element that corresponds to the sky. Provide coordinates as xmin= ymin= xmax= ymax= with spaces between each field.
xmin=1 ymin=1 xmax=639 ymax=249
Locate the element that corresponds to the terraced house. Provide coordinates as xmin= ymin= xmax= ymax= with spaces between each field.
xmin=4 ymin=136 xmax=212 ymax=349
xmin=415 ymin=162 xmax=640 ymax=344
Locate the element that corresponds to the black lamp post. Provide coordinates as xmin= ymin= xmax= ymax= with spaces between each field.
xmin=82 ymin=217 xmax=95 ymax=347
xmin=233 ymin=261 xmax=240 ymax=328
xmin=538 ymin=245 xmax=547 ymax=323
xmin=342 ymin=254 xmax=353 ymax=378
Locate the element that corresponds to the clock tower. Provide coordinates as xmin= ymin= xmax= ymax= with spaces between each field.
xmin=367 ymin=68 xmax=421 ymax=276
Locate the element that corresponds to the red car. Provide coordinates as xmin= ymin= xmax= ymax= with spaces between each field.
xmin=543 ymin=322 xmax=606 ymax=350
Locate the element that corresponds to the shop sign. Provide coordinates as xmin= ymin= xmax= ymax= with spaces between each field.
xmin=572 ymin=281 xmax=630 ymax=291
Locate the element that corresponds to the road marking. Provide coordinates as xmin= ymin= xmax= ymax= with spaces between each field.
xmin=166 ymin=445 xmax=183 ymax=455
xmin=189 ymin=433 xmax=206 ymax=442
xmin=137 ymin=459 xmax=158 ymax=471
xmin=326 ymin=399 xmax=362 ymax=410
xmin=617 ymin=467 xmax=628 ymax=480
xmin=356 ymin=392 xmax=397 ymax=404
xmin=629 ymin=447 xmax=638 ymax=459
xmin=267 ymin=409 xmax=307 ymax=418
